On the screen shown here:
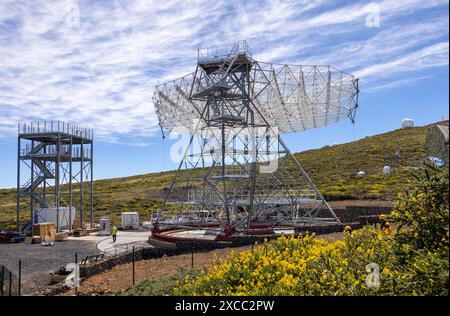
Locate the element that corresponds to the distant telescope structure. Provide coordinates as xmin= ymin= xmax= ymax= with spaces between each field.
xmin=401 ymin=118 xmax=414 ymax=129
xmin=426 ymin=124 xmax=449 ymax=167
xmin=356 ymin=171 xmax=366 ymax=177
xmin=383 ymin=166 xmax=391 ymax=174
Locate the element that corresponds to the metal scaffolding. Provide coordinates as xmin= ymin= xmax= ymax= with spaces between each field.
xmin=153 ymin=41 xmax=359 ymax=238
xmin=16 ymin=121 xmax=94 ymax=233
xmin=426 ymin=124 xmax=449 ymax=167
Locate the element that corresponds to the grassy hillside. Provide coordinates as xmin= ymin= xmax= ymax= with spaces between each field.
xmin=0 ymin=121 xmax=447 ymax=230
xmin=294 ymin=121 xmax=447 ymax=200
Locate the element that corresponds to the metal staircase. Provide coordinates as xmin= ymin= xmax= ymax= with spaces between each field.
xmin=19 ymin=142 xmax=55 ymax=208
xmin=33 ymin=160 xmax=54 ymax=178
xmin=17 ymin=120 xmax=94 ymax=233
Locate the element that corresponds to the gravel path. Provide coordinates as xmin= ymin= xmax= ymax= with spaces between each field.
xmin=0 ymin=240 xmax=98 ymax=295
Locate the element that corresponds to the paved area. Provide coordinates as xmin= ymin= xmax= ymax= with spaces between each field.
xmin=95 ymin=231 xmax=152 ymax=255
xmin=67 ymin=230 xmax=152 ymax=255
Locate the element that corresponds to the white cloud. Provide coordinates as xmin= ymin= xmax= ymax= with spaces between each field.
xmin=0 ymin=0 xmax=448 ymax=144
xmin=363 ymin=75 xmax=432 ymax=93
xmin=356 ymin=42 xmax=449 ymax=78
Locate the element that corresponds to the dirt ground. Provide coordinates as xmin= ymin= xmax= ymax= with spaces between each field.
xmin=61 ymin=232 xmax=344 ymax=296
xmin=0 ymin=239 xmax=99 ymax=295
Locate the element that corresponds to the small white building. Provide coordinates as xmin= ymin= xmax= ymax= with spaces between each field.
xmin=383 ymin=166 xmax=391 ymax=174
xmin=401 ymin=118 xmax=414 ymax=129
xmin=98 ymin=217 xmax=111 ymax=236
xmin=33 ymin=207 xmax=75 ymax=229
xmin=121 ymin=212 xmax=140 ymax=230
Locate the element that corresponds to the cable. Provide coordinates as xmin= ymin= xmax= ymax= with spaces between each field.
xmin=352 ymin=120 xmax=356 ymax=140
xmin=162 ymin=136 xmax=165 ymax=171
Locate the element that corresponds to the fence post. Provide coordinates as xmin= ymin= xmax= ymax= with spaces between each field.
xmin=191 ymin=241 xmax=194 ymax=268
xmin=9 ymin=271 xmax=12 ymax=296
xmin=1 ymin=265 xmax=4 ymax=296
xmin=18 ymin=260 xmax=21 ymax=296
xmin=74 ymin=253 xmax=78 ymax=295
xmin=132 ymin=246 xmax=135 ymax=286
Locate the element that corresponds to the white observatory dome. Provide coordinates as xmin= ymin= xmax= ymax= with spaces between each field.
xmin=356 ymin=171 xmax=366 ymax=178
xmin=383 ymin=166 xmax=391 ymax=174
xmin=401 ymin=118 xmax=414 ymax=129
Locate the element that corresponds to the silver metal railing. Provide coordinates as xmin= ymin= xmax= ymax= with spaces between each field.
xmin=18 ymin=121 xmax=93 ymax=140
xmin=20 ymin=144 xmax=92 ymax=159
xmin=197 ymin=40 xmax=252 ymax=62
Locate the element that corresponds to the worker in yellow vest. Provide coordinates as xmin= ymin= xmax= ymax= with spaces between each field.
xmin=112 ymin=225 xmax=118 ymax=243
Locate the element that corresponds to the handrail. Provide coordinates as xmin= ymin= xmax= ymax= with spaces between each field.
xmin=20 ymin=143 xmax=92 ymax=159
xmin=197 ymin=40 xmax=252 ymax=62
xmin=18 ymin=121 xmax=93 ymax=140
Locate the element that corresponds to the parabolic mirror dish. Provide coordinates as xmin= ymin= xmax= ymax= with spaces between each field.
xmin=154 ymin=56 xmax=359 ymax=135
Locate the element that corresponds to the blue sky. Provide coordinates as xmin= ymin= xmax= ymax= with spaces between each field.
xmin=0 ymin=0 xmax=448 ymax=188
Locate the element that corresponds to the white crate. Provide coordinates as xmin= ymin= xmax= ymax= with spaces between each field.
xmin=121 ymin=212 xmax=139 ymax=230
xmin=33 ymin=207 xmax=75 ymax=229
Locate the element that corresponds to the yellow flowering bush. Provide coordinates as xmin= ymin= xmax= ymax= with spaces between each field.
xmin=388 ymin=162 xmax=449 ymax=295
xmin=174 ymin=227 xmax=391 ymax=295
xmin=390 ymin=162 xmax=448 ymax=252
xmin=174 ymin=164 xmax=448 ymax=296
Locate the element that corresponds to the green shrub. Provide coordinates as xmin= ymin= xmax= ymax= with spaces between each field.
xmin=390 ymin=162 xmax=449 ymax=252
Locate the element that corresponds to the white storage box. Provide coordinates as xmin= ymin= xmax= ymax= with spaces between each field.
xmin=33 ymin=207 xmax=75 ymax=229
xmin=121 ymin=212 xmax=139 ymax=230
xmin=98 ymin=217 xmax=111 ymax=236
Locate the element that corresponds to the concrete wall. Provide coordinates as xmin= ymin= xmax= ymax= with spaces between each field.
xmin=333 ymin=206 xmax=392 ymax=223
